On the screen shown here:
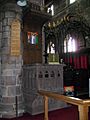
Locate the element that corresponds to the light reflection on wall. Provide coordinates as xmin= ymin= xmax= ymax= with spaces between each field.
xmin=70 ymin=0 xmax=76 ymax=4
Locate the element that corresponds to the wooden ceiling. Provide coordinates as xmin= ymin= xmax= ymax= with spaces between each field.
xmin=0 ymin=0 xmax=53 ymax=6
xmin=45 ymin=0 xmax=53 ymax=5
xmin=0 ymin=0 xmax=8 ymax=5
xmin=0 ymin=0 xmax=15 ymax=7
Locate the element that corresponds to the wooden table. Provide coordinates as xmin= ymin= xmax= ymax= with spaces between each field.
xmin=38 ymin=90 xmax=90 ymax=120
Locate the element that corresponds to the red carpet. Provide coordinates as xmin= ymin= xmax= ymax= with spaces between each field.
xmin=0 ymin=105 xmax=89 ymax=120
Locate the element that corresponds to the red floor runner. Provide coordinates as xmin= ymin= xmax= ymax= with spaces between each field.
xmin=0 ymin=105 xmax=84 ymax=120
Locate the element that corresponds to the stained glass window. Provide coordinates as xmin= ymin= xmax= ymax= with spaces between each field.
xmin=64 ymin=35 xmax=77 ymax=53
xmin=28 ymin=32 xmax=38 ymax=44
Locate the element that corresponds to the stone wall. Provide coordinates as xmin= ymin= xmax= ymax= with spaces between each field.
xmin=0 ymin=3 xmax=24 ymax=118
xmin=22 ymin=64 xmax=67 ymax=115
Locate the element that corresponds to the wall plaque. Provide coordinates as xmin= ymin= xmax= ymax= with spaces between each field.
xmin=11 ymin=19 xmax=21 ymax=56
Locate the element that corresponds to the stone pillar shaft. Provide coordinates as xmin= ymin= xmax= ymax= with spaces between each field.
xmin=0 ymin=3 xmax=24 ymax=118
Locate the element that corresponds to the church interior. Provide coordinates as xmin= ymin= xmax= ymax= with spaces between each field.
xmin=0 ymin=0 xmax=90 ymax=119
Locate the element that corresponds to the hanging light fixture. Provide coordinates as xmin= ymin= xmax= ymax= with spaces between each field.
xmin=17 ymin=0 xmax=27 ymax=7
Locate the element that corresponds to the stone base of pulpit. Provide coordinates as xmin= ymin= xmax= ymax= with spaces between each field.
xmin=22 ymin=64 xmax=67 ymax=115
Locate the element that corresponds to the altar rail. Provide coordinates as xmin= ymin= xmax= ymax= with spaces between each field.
xmin=38 ymin=90 xmax=90 ymax=120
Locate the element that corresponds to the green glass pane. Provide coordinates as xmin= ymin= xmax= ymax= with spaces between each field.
xmin=36 ymin=36 xmax=38 ymax=44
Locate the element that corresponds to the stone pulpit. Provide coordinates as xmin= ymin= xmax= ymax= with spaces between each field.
xmin=22 ymin=64 xmax=67 ymax=115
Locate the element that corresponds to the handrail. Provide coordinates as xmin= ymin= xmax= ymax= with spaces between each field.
xmin=38 ymin=90 xmax=90 ymax=120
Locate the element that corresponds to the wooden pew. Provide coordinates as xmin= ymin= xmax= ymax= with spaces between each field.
xmin=38 ymin=90 xmax=90 ymax=120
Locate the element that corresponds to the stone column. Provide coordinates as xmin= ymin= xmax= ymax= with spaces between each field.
xmin=0 ymin=2 xmax=24 ymax=118
xmin=42 ymin=25 xmax=45 ymax=63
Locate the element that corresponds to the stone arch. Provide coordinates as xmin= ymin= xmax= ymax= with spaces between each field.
xmin=44 ymin=13 xmax=90 ymax=55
